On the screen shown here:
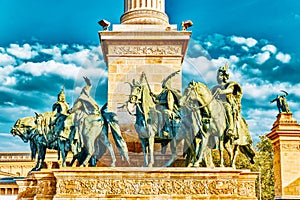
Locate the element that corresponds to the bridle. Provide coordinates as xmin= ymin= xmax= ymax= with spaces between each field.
xmin=182 ymin=85 xmax=218 ymax=110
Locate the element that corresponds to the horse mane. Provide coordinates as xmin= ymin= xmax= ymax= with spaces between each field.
xmin=17 ymin=116 xmax=36 ymax=128
xmin=195 ymin=82 xmax=211 ymax=96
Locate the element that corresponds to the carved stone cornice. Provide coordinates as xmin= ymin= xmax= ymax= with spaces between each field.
xmin=267 ymin=113 xmax=300 ymax=141
xmin=99 ymin=31 xmax=191 ymax=64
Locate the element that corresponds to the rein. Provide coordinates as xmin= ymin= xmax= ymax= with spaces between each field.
xmin=183 ymin=88 xmax=219 ymax=110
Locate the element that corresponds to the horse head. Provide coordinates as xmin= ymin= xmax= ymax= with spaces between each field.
xmin=10 ymin=116 xmax=36 ymax=143
xmin=34 ymin=112 xmax=46 ymax=135
xmin=181 ymin=81 xmax=213 ymax=119
xmin=126 ymin=79 xmax=142 ymax=115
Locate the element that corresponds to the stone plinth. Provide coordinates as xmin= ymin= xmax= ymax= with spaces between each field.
xmin=16 ymin=167 xmax=258 ymax=199
xmin=267 ymin=113 xmax=300 ymax=199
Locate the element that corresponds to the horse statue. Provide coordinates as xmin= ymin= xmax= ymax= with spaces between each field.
xmin=68 ymin=77 xmax=129 ymax=167
xmin=11 ymin=116 xmax=38 ymax=163
xmin=126 ymin=72 xmax=180 ymax=167
xmin=167 ymin=81 xmax=255 ymax=168
xmin=10 ymin=112 xmax=65 ymax=171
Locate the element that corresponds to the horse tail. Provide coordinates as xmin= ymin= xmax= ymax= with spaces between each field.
xmin=103 ymin=112 xmax=130 ymax=164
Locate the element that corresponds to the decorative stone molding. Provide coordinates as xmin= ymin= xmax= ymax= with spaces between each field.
xmin=16 ymin=168 xmax=258 ymax=199
xmin=108 ymin=45 xmax=181 ymax=56
xmin=281 ymin=143 xmax=300 ymax=151
xmin=56 ymin=179 xmax=239 ymax=196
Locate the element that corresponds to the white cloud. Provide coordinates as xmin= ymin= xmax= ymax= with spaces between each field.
xmin=242 ymin=81 xmax=300 ymax=102
xmin=183 ymin=56 xmax=212 ymax=76
xmin=193 ymin=44 xmax=202 ymax=51
xmin=7 ymin=43 xmax=38 ymax=59
xmin=0 ymin=65 xmax=15 ymax=85
xmin=241 ymin=46 xmax=249 ymax=52
xmin=3 ymin=76 xmax=16 ymax=86
xmin=255 ymin=51 xmax=270 ymax=64
xmin=244 ymin=108 xmax=278 ymax=139
xmin=261 ymin=44 xmax=277 ymax=54
xmin=41 ymin=46 xmax=62 ymax=60
xmin=231 ymin=36 xmax=257 ymax=47
xmin=276 ymin=52 xmax=291 ymax=63
xmin=229 ymin=55 xmax=239 ymax=63
xmin=242 ymin=82 xmax=276 ymax=100
xmin=63 ymin=48 xmax=103 ymax=68
xmin=205 ymin=41 xmax=212 ymax=47
xmin=0 ymin=53 xmax=16 ymax=66
xmin=17 ymin=60 xmax=81 ymax=79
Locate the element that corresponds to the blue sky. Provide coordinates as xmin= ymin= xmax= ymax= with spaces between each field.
xmin=1 ymin=0 xmax=300 ymax=152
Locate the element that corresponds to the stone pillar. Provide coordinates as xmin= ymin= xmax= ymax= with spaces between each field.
xmin=121 ymin=0 xmax=169 ymax=25
xmin=267 ymin=113 xmax=300 ymax=199
xmin=99 ymin=0 xmax=191 ymax=152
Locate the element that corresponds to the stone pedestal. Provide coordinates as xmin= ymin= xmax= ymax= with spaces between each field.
xmin=16 ymin=167 xmax=258 ymax=200
xmin=267 ymin=113 xmax=300 ymax=199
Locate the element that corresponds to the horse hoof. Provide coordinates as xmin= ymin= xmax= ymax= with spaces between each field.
xmin=147 ymin=163 xmax=153 ymax=167
xmin=110 ymin=163 xmax=115 ymax=167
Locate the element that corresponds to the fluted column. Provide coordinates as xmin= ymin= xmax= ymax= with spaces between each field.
xmin=121 ymin=0 xmax=169 ymax=24
xmin=142 ymin=0 xmax=146 ymax=8
xmin=161 ymin=0 xmax=165 ymax=12
xmin=147 ymin=0 xmax=151 ymax=8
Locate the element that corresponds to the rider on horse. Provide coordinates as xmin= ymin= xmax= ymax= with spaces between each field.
xmin=211 ymin=63 xmax=242 ymax=140
xmin=52 ymin=87 xmax=69 ymax=115
xmin=152 ymin=70 xmax=181 ymax=138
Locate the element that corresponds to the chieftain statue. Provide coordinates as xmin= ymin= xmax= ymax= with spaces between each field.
xmin=11 ymin=77 xmax=129 ymax=170
xmin=152 ymin=70 xmax=181 ymax=138
xmin=11 ymin=65 xmax=256 ymax=170
xmin=166 ymin=63 xmax=255 ymax=168
xmin=211 ymin=63 xmax=242 ymax=140
xmin=126 ymin=71 xmax=181 ymax=167
xmin=270 ymin=90 xmax=291 ymax=113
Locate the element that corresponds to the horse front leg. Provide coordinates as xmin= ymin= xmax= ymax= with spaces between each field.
xmin=80 ymin=137 xmax=94 ymax=167
xmin=219 ymin=138 xmax=225 ymax=167
xmin=34 ymin=145 xmax=47 ymax=171
xmin=140 ymin=138 xmax=148 ymax=167
xmin=147 ymin=135 xmax=155 ymax=167
xmin=231 ymin=145 xmax=239 ymax=169
xmin=61 ymin=149 xmax=68 ymax=167
xmin=58 ymin=140 xmax=67 ymax=167
xmin=194 ymin=137 xmax=208 ymax=167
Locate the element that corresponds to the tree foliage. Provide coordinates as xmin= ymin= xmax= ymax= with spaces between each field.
xmin=236 ymin=135 xmax=275 ymax=200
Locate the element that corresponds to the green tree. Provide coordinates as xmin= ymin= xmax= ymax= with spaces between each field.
xmin=253 ymin=135 xmax=274 ymax=200
xmin=235 ymin=135 xmax=274 ymax=200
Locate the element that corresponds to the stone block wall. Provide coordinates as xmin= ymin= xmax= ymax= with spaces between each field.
xmin=267 ymin=113 xmax=300 ymax=199
xmin=107 ymin=56 xmax=182 ymax=113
